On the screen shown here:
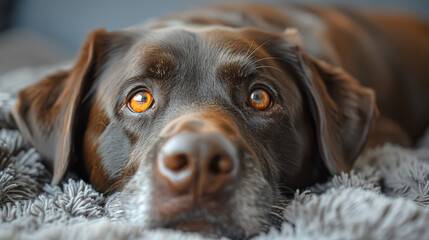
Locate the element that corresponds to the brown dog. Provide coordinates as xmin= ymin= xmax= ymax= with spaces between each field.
xmin=12 ymin=3 xmax=429 ymax=239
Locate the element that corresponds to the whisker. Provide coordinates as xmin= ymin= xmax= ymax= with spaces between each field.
xmin=245 ymin=39 xmax=255 ymax=56
xmin=245 ymin=38 xmax=274 ymax=63
xmin=271 ymin=205 xmax=288 ymax=211
xmin=269 ymin=211 xmax=285 ymax=221
xmin=252 ymin=56 xmax=285 ymax=64
xmin=275 ymin=185 xmax=297 ymax=195
xmin=254 ymin=65 xmax=285 ymax=73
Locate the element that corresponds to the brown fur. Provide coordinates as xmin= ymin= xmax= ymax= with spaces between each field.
xmin=10 ymin=6 xmax=429 ymax=236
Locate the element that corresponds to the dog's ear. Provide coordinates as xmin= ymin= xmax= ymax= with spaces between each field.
xmin=282 ymin=28 xmax=378 ymax=174
xmin=12 ymin=29 xmax=134 ymax=185
xmin=304 ymin=56 xmax=378 ymax=173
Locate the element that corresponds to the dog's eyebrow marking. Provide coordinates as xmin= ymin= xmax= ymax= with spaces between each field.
xmin=140 ymin=48 xmax=176 ymax=80
xmin=217 ymin=61 xmax=256 ymax=83
xmin=216 ymin=50 xmax=257 ymax=84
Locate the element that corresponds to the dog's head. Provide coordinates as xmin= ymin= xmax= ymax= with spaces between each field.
xmin=12 ymin=26 xmax=377 ymax=238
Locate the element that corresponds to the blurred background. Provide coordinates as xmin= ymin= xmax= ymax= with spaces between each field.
xmin=0 ymin=0 xmax=428 ymax=80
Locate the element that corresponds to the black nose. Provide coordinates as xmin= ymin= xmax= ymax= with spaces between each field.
xmin=156 ymin=131 xmax=238 ymax=196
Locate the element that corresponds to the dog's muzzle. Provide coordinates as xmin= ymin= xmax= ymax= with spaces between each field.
xmin=121 ymin=112 xmax=275 ymax=239
xmin=148 ymin=112 xmax=246 ymax=232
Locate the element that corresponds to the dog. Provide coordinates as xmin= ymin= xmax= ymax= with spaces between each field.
xmin=11 ymin=3 xmax=429 ymax=239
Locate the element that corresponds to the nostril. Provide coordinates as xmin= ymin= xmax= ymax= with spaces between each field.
xmin=209 ymin=154 xmax=233 ymax=174
xmin=165 ymin=154 xmax=189 ymax=172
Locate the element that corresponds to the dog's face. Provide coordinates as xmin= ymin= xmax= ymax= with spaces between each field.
xmin=13 ymin=26 xmax=376 ymax=238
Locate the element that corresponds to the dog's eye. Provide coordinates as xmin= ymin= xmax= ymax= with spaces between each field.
xmin=128 ymin=91 xmax=153 ymax=113
xmin=248 ymin=88 xmax=271 ymax=111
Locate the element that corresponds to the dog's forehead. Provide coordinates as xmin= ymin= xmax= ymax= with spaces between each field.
xmin=119 ymin=27 xmax=268 ymax=80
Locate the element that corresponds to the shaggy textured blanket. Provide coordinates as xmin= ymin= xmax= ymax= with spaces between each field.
xmin=1 ymin=88 xmax=429 ymax=239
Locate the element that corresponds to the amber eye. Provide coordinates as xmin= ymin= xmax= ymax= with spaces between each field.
xmin=128 ymin=91 xmax=153 ymax=113
xmin=248 ymin=88 xmax=271 ymax=110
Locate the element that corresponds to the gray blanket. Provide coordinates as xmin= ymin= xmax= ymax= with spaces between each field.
xmin=1 ymin=88 xmax=429 ymax=239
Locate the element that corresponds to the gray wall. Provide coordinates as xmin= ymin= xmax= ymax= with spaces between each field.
xmin=10 ymin=0 xmax=429 ymax=52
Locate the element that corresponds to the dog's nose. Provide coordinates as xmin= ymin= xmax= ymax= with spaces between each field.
xmin=156 ymin=131 xmax=238 ymax=196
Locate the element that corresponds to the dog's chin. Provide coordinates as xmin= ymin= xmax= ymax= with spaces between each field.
xmin=154 ymin=210 xmax=247 ymax=240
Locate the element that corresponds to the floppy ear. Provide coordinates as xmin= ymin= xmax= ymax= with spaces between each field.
xmin=304 ymin=56 xmax=378 ymax=173
xmin=282 ymin=28 xmax=378 ymax=174
xmin=12 ymin=29 xmax=133 ymax=185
